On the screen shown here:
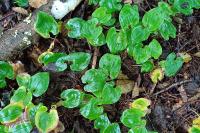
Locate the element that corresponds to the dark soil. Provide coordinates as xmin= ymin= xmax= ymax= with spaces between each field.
xmin=0 ymin=0 xmax=199 ymax=133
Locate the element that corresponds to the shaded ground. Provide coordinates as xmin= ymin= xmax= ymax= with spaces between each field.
xmin=0 ymin=0 xmax=200 ymax=133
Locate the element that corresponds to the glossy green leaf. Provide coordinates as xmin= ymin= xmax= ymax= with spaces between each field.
xmin=66 ymin=18 xmax=85 ymax=38
xmin=131 ymin=25 xmax=150 ymax=44
xmin=173 ymin=0 xmax=193 ymax=15
xmin=127 ymin=43 xmax=151 ymax=64
xmin=89 ymin=33 xmax=106 ymax=46
xmin=99 ymin=0 xmax=122 ymax=13
xmin=0 ymin=103 xmax=23 ymax=124
xmin=9 ymin=121 xmax=33 ymax=133
xmin=0 ymin=125 xmax=8 ymax=132
xmin=101 ymin=83 xmax=121 ymax=104
xmin=128 ymin=126 xmax=149 ymax=133
xmin=0 ymin=61 xmax=14 ymax=88
xmin=141 ymin=61 xmax=154 ymax=73
xmin=189 ymin=127 xmax=200 ymax=133
xmin=60 ymin=89 xmax=84 ymax=108
xmin=92 ymin=7 xmax=112 ymax=25
xmin=81 ymin=69 xmax=107 ymax=92
xmin=162 ymin=53 xmax=183 ymax=77
xmin=131 ymin=98 xmax=151 ymax=111
xmin=148 ymin=39 xmax=162 ymax=59
xmin=34 ymin=11 xmax=59 ymax=38
xmin=14 ymin=0 xmax=28 ymax=7
xmin=106 ymin=27 xmax=128 ymax=54
xmin=28 ymin=72 xmax=49 ymax=97
xmin=191 ymin=0 xmax=200 ymax=9
xmin=119 ymin=4 xmax=139 ymax=29
xmin=159 ymin=20 xmax=176 ymax=40
xmin=35 ymin=108 xmax=59 ymax=133
xmin=80 ymin=98 xmax=103 ymax=120
xmin=158 ymin=2 xmax=174 ymax=16
xmin=103 ymin=123 xmax=121 ymax=133
xmin=16 ymin=73 xmax=31 ymax=88
xmin=142 ymin=8 xmax=164 ymax=32
xmin=99 ymin=53 xmax=121 ymax=79
xmin=94 ymin=114 xmax=110 ymax=131
xmin=10 ymin=86 xmax=32 ymax=106
xmin=120 ymin=108 xmax=146 ymax=128
xmin=82 ymin=18 xmax=102 ymax=41
xmin=66 ymin=52 xmax=91 ymax=71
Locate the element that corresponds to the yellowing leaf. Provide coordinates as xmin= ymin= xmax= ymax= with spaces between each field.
xmin=131 ymin=98 xmax=151 ymax=111
xmin=179 ymin=52 xmax=192 ymax=63
xmin=150 ymin=68 xmax=164 ymax=84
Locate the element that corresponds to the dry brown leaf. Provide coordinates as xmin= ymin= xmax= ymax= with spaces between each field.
xmin=29 ymin=0 xmax=48 ymax=8
xmin=132 ymin=83 xmax=140 ymax=98
xmin=12 ymin=7 xmax=28 ymax=15
xmin=194 ymin=51 xmax=200 ymax=57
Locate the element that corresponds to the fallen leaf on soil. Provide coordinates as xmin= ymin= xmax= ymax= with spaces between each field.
xmin=12 ymin=7 xmax=28 ymax=15
xmin=29 ymin=0 xmax=48 ymax=8
xmin=116 ymin=73 xmax=135 ymax=94
xmin=132 ymin=83 xmax=140 ymax=98
xmin=12 ymin=61 xmax=25 ymax=76
xmin=194 ymin=52 xmax=200 ymax=57
xmin=179 ymin=52 xmax=192 ymax=63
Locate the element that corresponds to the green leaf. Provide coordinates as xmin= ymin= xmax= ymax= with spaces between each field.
xmin=89 ymin=33 xmax=106 ymax=46
xmin=0 ymin=103 xmax=23 ymax=124
xmin=191 ymin=0 xmax=200 ymax=9
xmin=92 ymin=7 xmax=112 ymax=25
xmin=60 ymin=89 xmax=84 ymax=108
xmin=82 ymin=18 xmax=102 ymax=41
xmin=0 ymin=61 xmax=14 ymax=88
xmin=159 ymin=20 xmax=176 ymax=40
xmin=16 ymin=73 xmax=31 ymax=88
xmin=0 ymin=125 xmax=8 ymax=132
xmin=81 ymin=69 xmax=107 ymax=93
xmin=14 ymin=0 xmax=28 ymax=7
xmin=34 ymin=11 xmax=59 ymax=38
xmin=131 ymin=25 xmax=150 ymax=44
xmin=66 ymin=52 xmax=91 ymax=71
xmin=35 ymin=108 xmax=59 ymax=133
xmin=80 ymin=98 xmax=103 ymax=120
xmin=94 ymin=114 xmax=110 ymax=131
xmin=28 ymin=72 xmax=49 ymax=97
xmin=128 ymin=126 xmax=148 ymax=133
xmin=103 ymin=123 xmax=121 ymax=133
xmin=162 ymin=53 xmax=183 ymax=77
xmin=99 ymin=0 xmax=122 ymax=13
xmin=141 ymin=61 xmax=154 ymax=73
xmin=10 ymin=86 xmax=32 ymax=106
xmin=158 ymin=2 xmax=174 ymax=16
xmin=148 ymin=39 xmax=162 ymax=59
xmin=120 ymin=108 xmax=146 ymax=128
xmin=89 ymin=0 xmax=100 ymax=5
xmin=66 ymin=18 xmax=85 ymax=38
xmin=127 ymin=43 xmax=151 ymax=64
xmin=119 ymin=4 xmax=139 ymax=29
xmin=173 ymin=0 xmax=193 ymax=15
xmin=142 ymin=8 xmax=164 ymax=32
xmin=106 ymin=27 xmax=128 ymax=54
xmin=189 ymin=127 xmax=200 ymax=133
xmin=99 ymin=53 xmax=121 ymax=79
xmin=131 ymin=98 xmax=151 ymax=111
xmin=101 ymin=83 xmax=121 ymax=104
xmin=9 ymin=122 xmax=33 ymax=133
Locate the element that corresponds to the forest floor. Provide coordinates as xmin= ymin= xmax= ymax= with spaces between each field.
xmin=0 ymin=0 xmax=200 ymax=133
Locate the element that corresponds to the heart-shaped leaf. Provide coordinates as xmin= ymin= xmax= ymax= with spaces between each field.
xmin=173 ymin=0 xmax=193 ymax=15
xmin=92 ymin=7 xmax=112 ymax=25
xmin=16 ymin=73 xmax=31 ymax=88
xmin=80 ymin=98 xmax=103 ymax=120
xmin=99 ymin=0 xmax=122 ymax=13
xmin=94 ymin=114 xmax=110 ymax=131
xmin=106 ymin=27 xmax=128 ymax=54
xmin=35 ymin=108 xmax=59 ymax=133
xmin=142 ymin=8 xmax=164 ymax=32
xmin=101 ymin=83 xmax=122 ymax=104
xmin=10 ymin=86 xmax=32 ymax=106
xmin=162 ymin=53 xmax=183 ymax=77
xmin=34 ymin=11 xmax=59 ymax=38
xmin=60 ymin=89 xmax=84 ymax=108
xmin=66 ymin=18 xmax=85 ymax=38
xmin=99 ymin=53 xmax=121 ymax=79
xmin=131 ymin=98 xmax=151 ymax=111
xmin=81 ymin=69 xmax=107 ymax=93
xmin=103 ymin=123 xmax=121 ymax=133
xmin=119 ymin=4 xmax=139 ymax=29
xmin=147 ymin=39 xmax=162 ymax=59
xmin=28 ymin=72 xmax=49 ymax=97
xmin=9 ymin=121 xmax=33 ymax=133
xmin=131 ymin=25 xmax=150 ymax=44
xmin=150 ymin=68 xmax=164 ymax=84
xmin=159 ymin=20 xmax=176 ymax=40
xmin=141 ymin=61 xmax=154 ymax=73
xmin=0 ymin=103 xmax=23 ymax=124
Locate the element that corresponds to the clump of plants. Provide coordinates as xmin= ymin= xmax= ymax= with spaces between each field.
xmin=0 ymin=0 xmax=200 ymax=132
